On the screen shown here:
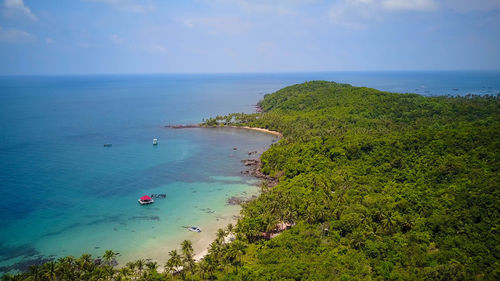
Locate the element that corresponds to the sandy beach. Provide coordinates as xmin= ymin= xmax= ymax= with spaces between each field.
xmin=167 ymin=124 xmax=283 ymax=138
xmin=227 ymin=126 xmax=283 ymax=138
xmin=115 ymin=205 xmax=242 ymax=271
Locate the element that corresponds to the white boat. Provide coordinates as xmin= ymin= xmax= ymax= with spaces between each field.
xmin=153 ymin=138 xmax=158 ymax=145
xmin=138 ymin=195 xmax=154 ymax=205
xmin=187 ymin=226 xmax=202 ymax=232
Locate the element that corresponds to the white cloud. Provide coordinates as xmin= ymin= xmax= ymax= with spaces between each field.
xmin=222 ymin=47 xmax=237 ymax=57
xmin=86 ymin=0 xmax=154 ymax=13
xmin=329 ymin=0 xmax=500 ymax=26
xmin=110 ymin=34 xmax=124 ymax=44
xmin=0 ymin=26 xmax=35 ymax=43
xmin=181 ymin=17 xmax=251 ymax=35
xmin=3 ymin=0 xmax=38 ymax=21
xmin=443 ymin=0 xmax=500 ymax=12
xmin=183 ymin=19 xmax=194 ymax=28
xmin=329 ymin=0 xmax=382 ymax=28
xmin=329 ymin=0 xmax=439 ymax=28
xmin=382 ymin=0 xmax=438 ymax=12
xmin=257 ymin=41 xmax=277 ymax=56
xmin=145 ymin=44 xmax=167 ymax=53
xmin=200 ymin=0 xmax=320 ymax=16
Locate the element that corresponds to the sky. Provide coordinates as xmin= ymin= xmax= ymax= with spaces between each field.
xmin=0 ymin=0 xmax=499 ymax=75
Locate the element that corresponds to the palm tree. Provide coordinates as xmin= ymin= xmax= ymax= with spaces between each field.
xmin=118 ymin=267 xmax=131 ymax=280
xmin=79 ymin=254 xmax=96 ymax=280
xmin=231 ymin=240 xmax=246 ymax=266
xmin=56 ymin=257 xmax=75 ymax=280
xmin=27 ymin=265 xmax=41 ymax=281
xmin=42 ymin=261 xmax=57 ymax=281
xmin=146 ymin=261 xmax=158 ymax=273
xmin=181 ymin=240 xmax=195 ymax=274
xmin=381 ymin=211 xmax=394 ymax=233
xmin=216 ymin=228 xmax=226 ymax=245
xmin=200 ymin=255 xmax=216 ymax=281
xmin=125 ymin=261 xmax=137 ymax=279
xmin=89 ymin=267 xmax=106 ymax=281
xmin=226 ymin=223 xmax=234 ymax=235
xmin=165 ymin=250 xmax=182 ymax=277
xmin=0 ymin=274 xmax=16 ymax=281
xmin=102 ymin=250 xmax=117 ymax=266
xmin=135 ymin=259 xmax=145 ymax=277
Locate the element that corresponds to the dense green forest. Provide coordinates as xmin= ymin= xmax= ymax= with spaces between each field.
xmin=4 ymin=81 xmax=499 ymax=280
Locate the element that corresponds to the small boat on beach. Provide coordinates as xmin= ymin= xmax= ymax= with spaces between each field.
xmin=188 ymin=226 xmax=202 ymax=232
xmin=138 ymin=195 xmax=154 ymax=205
xmin=153 ymin=138 xmax=158 ymax=145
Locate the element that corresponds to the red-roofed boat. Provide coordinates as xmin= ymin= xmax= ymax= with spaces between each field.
xmin=138 ymin=195 xmax=154 ymax=205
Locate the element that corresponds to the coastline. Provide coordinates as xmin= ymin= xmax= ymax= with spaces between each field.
xmin=226 ymin=126 xmax=283 ymax=138
xmin=135 ymin=125 xmax=279 ymax=268
xmin=116 ymin=126 xmax=278 ymax=270
xmin=166 ymin=124 xmax=283 ymax=138
xmin=118 ymin=206 xmax=241 ymax=272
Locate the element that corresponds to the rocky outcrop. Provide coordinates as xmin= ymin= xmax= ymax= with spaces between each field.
xmin=227 ymin=195 xmax=258 ymax=205
xmin=240 ymin=158 xmax=278 ymax=187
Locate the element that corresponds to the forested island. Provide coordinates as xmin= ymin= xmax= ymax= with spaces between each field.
xmin=5 ymin=81 xmax=499 ymax=280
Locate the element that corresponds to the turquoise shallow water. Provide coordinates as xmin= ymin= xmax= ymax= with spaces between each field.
xmin=0 ymin=72 xmax=499 ymax=273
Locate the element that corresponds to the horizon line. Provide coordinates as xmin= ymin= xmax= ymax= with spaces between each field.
xmin=1 ymin=69 xmax=500 ymax=77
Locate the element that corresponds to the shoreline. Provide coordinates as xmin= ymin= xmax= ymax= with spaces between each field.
xmin=120 ymin=207 xmax=242 ymax=273
xmin=166 ymin=124 xmax=283 ymax=138
xmin=226 ymin=126 xmax=283 ymax=138
xmin=118 ymin=125 xmax=280 ymax=270
xmin=151 ymin=123 xmax=281 ymax=266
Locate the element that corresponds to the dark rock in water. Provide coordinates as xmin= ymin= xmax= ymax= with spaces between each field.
xmin=0 ymin=242 xmax=39 ymax=263
xmin=227 ymin=195 xmax=258 ymax=205
xmin=240 ymin=158 xmax=278 ymax=187
xmin=131 ymin=215 xmax=160 ymax=221
xmin=242 ymin=159 xmax=258 ymax=166
xmin=95 ymin=246 xmax=100 ymax=249
xmin=150 ymin=194 xmax=166 ymax=199
xmin=165 ymin=124 xmax=202 ymax=129
xmin=233 ymin=147 xmax=237 ymax=150
xmin=248 ymin=150 xmax=258 ymax=155
xmin=0 ymin=256 xmax=54 ymax=273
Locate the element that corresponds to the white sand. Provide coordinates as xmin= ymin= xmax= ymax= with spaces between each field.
xmin=227 ymin=126 xmax=283 ymax=138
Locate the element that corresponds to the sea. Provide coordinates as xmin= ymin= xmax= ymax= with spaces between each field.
xmin=0 ymin=71 xmax=499 ymax=274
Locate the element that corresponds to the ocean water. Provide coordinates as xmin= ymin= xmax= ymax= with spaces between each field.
xmin=0 ymin=71 xmax=499 ymax=274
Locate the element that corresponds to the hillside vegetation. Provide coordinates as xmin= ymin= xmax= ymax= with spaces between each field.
xmin=5 ymin=81 xmax=499 ymax=280
xmin=210 ymin=81 xmax=500 ymax=280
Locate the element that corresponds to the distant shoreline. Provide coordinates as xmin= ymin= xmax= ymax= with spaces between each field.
xmin=165 ymin=124 xmax=283 ymax=138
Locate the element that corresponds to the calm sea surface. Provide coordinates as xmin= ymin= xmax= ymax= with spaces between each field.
xmin=0 ymin=71 xmax=499 ymax=273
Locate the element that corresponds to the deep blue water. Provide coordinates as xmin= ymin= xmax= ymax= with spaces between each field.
xmin=0 ymin=71 xmax=499 ymax=273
